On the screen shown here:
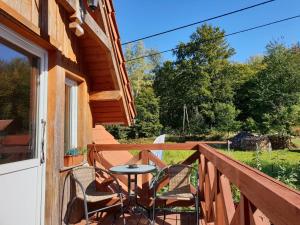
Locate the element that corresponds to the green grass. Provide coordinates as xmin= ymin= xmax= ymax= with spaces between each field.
xmin=219 ymin=149 xmax=300 ymax=165
xmin=162 ymin=150 xmax=195 ymax=165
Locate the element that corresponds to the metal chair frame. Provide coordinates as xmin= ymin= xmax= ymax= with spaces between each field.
xmin=66 ymin=166 xmax=126 ymax=225
xmin=151 ymin=164 xmax=200 ymax=225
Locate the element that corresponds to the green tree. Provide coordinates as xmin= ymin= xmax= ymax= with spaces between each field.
xmin=123 ymin=41 xmax=162 ymax=138
xmin=128 ymin=85 xmax=162 ymax=138
xmin=154 ymin=24 xmax=239 ymax=134
xmin=236 ymin=42 xmax=300 ymax=134
xmin=125 ymin=41 xmax=161 ymax=97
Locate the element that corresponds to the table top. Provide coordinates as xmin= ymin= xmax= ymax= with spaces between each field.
xmin=109 ymin=164 xmax=156 ymax=175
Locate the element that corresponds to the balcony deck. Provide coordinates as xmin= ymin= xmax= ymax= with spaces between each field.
xmin=61 ymin=142 xmax=300 ymax=225
xmin=76 ymin=212 xmax=199 ymax=225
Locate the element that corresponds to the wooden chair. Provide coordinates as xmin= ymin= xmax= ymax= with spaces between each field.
xmin=69 ymin=166 xmax=126 ymax=225
xmin=151 ymin=164 xmax=199 ymax=225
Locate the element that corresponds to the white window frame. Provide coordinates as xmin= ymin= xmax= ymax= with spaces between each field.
xmin=65 ymin=78 xmax=78 ymax=149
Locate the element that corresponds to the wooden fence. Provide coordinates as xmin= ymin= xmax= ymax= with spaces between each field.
xmin=87 ymin=143 xmax=300 ymax=225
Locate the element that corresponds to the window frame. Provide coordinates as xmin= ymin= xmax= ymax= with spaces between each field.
xmin=65 ymin=77 xmax=78 ymax=151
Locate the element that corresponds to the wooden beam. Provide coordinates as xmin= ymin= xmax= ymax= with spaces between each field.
xmin=83 ymin=12 xmax=111 ymax=51
xmin=89 ymin=143 xmax=200 ymax=151
xmin=89 ymin=90 xmax=121 ymax=102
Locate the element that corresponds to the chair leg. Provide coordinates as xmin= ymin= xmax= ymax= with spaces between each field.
xmin=163 ymin=202 xmax=166 ymax=225
xmin=120 ymin=204 xmax=126 ymax=225
xmin=152 ymin=198 xmax=156 ymax=225
xmin=83 ymin=199 xmax=89 ymax=225
xmin=195 ymin=197 xmax=199 ymax=225
xmin=119 ymin=194 xmax=126 ymax=225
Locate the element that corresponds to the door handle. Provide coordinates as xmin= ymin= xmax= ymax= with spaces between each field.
xmin=40 ymin=119 xmax=46 ymax=164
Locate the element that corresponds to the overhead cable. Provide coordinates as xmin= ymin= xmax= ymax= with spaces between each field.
xmin=122 ymin=0 xmax=276 ymax=45
xmin=125 ymin=15 xmax=300 ymax=62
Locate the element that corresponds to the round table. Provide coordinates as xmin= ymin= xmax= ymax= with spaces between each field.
xmin=109 ymin=164 xmax=156 ymax=175
xmin=109 ymin=164 xmax=156 ymax=221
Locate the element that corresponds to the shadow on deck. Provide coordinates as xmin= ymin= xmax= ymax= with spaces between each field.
xmin=77 ymin=212 xmax=200 ymax=225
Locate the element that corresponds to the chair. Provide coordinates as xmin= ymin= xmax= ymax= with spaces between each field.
xmin=151 ymin=164 xmax=199 ymax=225
xmin=68 ymin=166 xmax=126 ymax=225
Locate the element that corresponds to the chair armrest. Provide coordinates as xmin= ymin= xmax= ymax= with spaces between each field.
xmin=151 ymin=167 xmax=169 ymax=197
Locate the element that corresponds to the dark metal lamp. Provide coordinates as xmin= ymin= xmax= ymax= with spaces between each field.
xmin=87 ymin=0 xmax=98 ymax=11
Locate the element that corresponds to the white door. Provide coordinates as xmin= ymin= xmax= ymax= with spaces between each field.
xmin=0 ymin=24 xmax=48 ymax=225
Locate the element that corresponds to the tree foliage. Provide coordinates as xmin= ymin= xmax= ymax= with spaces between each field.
xmin=154 ymin=24 xmax=239 ymax=134
xmin=112 ymin=41 xmax=163 ymax=138
xmin=128 ymin=85 xmax=162 ymax=138
xmin=235 ymin=42 xmax=300 ymax=134
xmin=125 ymin=41 xmax=161 ymax=97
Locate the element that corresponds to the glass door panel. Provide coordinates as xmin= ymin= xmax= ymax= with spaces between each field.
xmin=0 ymin=38 xmax=38 ymax=165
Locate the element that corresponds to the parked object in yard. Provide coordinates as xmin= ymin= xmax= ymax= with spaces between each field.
xmin=231 ymin=131 xmax=271 ymax=151
xmin=268 ymin=134 xmax=291 ymax=150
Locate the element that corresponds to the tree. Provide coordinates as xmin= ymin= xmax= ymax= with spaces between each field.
xmin=154 ymin=24 xmax=239 ymax=134
xmin=125 ymin=41 xmax=161 ymax=97
xmin=236 ymin=42 xmax=300 ymax=134
xmin=123 ymin=41 xmax=162 ymax=138
xmin=128 ymin=85 xmax=162 ymax=138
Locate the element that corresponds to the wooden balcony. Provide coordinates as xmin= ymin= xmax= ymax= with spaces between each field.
xmin=63 ymin=143 xmax=300 ymax=225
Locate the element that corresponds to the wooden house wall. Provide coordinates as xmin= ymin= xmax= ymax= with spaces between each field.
xmin=1 ymin=0 xmax=40 ymax=28
xmin=0 ymin=0 xmax=136 ymax=224
xmin=1 ymin=1 xmax=93 ymax=225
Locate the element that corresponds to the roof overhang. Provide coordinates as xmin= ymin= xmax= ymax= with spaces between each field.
xmin=57 ymin=0 xmax=136 ymax=126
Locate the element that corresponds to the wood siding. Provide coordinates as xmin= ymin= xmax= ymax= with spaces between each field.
xmin=0 ymin=1 xmax=135 ymax=225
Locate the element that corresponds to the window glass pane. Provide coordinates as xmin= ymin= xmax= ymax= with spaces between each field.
xmin=64 ymin=85 xmax=71 ymax=153
xmin=64 ymin=79 xmax=78 ymax=155
xmin=0 ymin=39 xmax=38 ymax=164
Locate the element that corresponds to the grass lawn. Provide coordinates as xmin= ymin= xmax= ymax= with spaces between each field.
xmin=219 ymin=149 xmax=300 ymax=165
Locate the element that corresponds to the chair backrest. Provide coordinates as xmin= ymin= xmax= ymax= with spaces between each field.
xmin=72 ymin=166 xmax=96 ymax=196
xmin=168 ymin=165 xmax=192 ymax=191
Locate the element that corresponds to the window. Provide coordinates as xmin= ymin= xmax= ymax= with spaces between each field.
xmin=0 ymin=38 xmax=39 ymax=164
xmin=64 ymin=78 xmax=78 ymax=152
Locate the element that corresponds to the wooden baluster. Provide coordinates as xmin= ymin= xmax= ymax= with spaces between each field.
xmin=206 ymin=161 xmax=217 ymax=222
xmin=216 ymin=171 xmax=225 ymax=225
xmin=219 ymin=175 xmax=235 ymax=225
xmin=240 ymin=194 xmax=251 ymax=225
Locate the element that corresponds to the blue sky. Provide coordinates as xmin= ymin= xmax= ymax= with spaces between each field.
xmin=114 ymin=0 xmax=300 ymax=62
xmin=0 ymin=43 xmax=25 ymax=61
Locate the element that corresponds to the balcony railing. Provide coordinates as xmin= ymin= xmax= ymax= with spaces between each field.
xmin=87 ymin=143 xmax=300 ymax=225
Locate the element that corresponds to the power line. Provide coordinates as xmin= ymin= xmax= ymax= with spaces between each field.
xmin=125 ymin=15 xmax=300 ymax=62
xmin=122 ymin=0 xmax=276 ymax=45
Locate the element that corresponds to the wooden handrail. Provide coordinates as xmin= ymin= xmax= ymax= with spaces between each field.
xmin=198 ymin=143 xmax=300 ymax=225
xmin=87 ymin=142 xmax=227 ymax=151
xmin=87 ymin=142 xmax=300 ymax=225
